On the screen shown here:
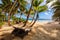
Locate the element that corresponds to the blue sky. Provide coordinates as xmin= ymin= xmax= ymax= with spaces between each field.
xmin=0 ymin=0 xmax=54 ymax=19
xmin=39 ymin=9 xmax=54 ymax=19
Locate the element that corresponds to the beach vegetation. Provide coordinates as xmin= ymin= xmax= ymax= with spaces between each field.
xmin=0 ymin=0 xmax=48 ymax=27
xmin=52 ymin=0 xmax=60 ymax=21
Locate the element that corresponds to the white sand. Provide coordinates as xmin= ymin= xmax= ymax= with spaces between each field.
xmin=0 ymin=21 xmax=60 ymax=40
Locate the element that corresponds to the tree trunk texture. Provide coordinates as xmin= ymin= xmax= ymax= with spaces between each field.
xmin=8 ymin=0 xmax=17 ymax=26
xmin=29 ymin=13 xmax=39 ymax=27
xmin=30 ymin=13 xmax=36 ymax=24
xmin=22 ymin=0 xmax=34 ymax=27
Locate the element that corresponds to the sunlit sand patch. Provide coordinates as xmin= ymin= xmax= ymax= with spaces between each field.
xmin=0 ymin=21 xmax=60 ymax=40
xmin=0 ymin=27 xmax=14 ymax=36
xmin=38 ymin=27 xmax=50 ymax=35
xmin=37 ymin=24 xmax=59 ymax=38
xmin=50 ymin=30 xmax=59 ymax=37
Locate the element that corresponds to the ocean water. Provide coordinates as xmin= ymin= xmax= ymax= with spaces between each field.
xmin=38 ymin=20 xmax=52 ymax=22
xmin=29 ymin=19 xmax=53 ymax=23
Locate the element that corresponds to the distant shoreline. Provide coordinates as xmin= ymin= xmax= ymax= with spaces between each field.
xmin=28 ymin=19 xmax=52 ymax=20
xmin=28 ymin=19 xmax=53 ymax=23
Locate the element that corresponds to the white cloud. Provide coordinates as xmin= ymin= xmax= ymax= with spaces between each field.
xmin=44 ymin=12 xmax=49 ymax=15
xmin=49 ymin=9 xmax=51 ymax=10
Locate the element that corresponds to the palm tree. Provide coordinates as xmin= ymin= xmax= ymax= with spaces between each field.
xmin=46 ymin=0 xmax=53 ymax=3
xmin=0 ymin=0 xmax=48 ymax=27
xmin=52 ymin=0 xmax=60 ymax=21
xmin=29 ymin=11 xmax=36 ymax=24
xmin=0 ymin=0 xmax=17 ymax=26
xmin=29 ymin=0 xmax=47 ymax=27
xmin=0 ymin=0 xmax=27 ymax=26
xmin=22 ymin=0 xmax=34 ymax=27
xmin=8 ymin=0 xmax=18 ymax=26
xmin=22 ymin=0 xmax=48 ymax=27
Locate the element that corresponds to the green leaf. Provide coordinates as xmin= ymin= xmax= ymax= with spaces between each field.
xmin=10 ymin=0 xmax=12 ymax=2
xmin=33 ymin=0 xmax=44 ymax=7
xmin=33 ymin=6 xmax=37 ymax=10
xmin=38 ymin=5 xmax=47 ymax=12
xmin=30 ymin=10 xmax=35 ymax=15
xmin=33 ymin=0 xmax=39 ymax=7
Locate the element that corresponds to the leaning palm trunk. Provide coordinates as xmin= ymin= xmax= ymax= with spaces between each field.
xmin=29 ymin=13 xmax=39 ymax=27
xmin=30 ymin=13 xmax=36 ymax=24
xmin=22 ymin=0 xmax=34 ymax=27
xmin=8 ymin=0 xmax=17 ymax=26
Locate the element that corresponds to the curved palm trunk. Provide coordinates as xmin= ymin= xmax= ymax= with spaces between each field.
xmin=22 ymin=0 xmax=34 ymax=27
xmin=29 ymin=13 xmax=39 ymax=27
xmin=18 ymin=1 xmax=23 ymax=23
xmin=8 ymin=0 xmax=17 ymax=26
xmin=30 ymin=13 xmax=35 ymax=24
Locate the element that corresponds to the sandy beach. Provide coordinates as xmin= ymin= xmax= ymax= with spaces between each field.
xmin=0 ymin=21 xmax=60 ymax=40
